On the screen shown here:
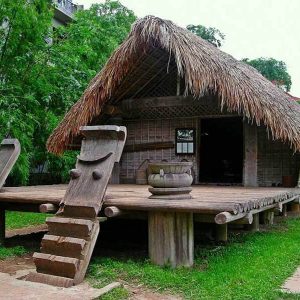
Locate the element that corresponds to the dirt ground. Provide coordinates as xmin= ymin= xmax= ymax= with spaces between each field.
xmin=0 ymin=255 xmax=181 ymax=299
xmin=0 ymin=254 xmax=35 ymax=275
xmin=0 ymin=225 xmax=182 ymax=300
xmin=127 ymin=284 xmax=182 ymax=300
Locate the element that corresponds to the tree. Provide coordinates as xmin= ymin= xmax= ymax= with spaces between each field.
xmin=242 ymin=57 xmax=292 ymax=92
xmin=0 ymin=0 xmax=53 ymax=184
xmin=37 ymin=1 xmax=136 ymax=182
xmin=186 ymin=24 xmax=225 ymax=48
xmin=0 ymin=0 xmax=136 ymax=185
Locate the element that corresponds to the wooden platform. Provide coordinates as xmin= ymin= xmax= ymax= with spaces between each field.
xmin=0 ymin=184 xmax=299 ymax=216
xmin=0 ymin=184 xmax=299 ymax=268
xmin=0 ymin=184 xmax=299 ymax=228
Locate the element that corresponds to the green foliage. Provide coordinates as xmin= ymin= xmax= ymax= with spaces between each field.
xmin=187 ymin=24 xmax=225 ymax=47
xmin=242 ymin=57 xmax=292 ymax=92
xmin=0 ymin=0 xmax=135 ymax=185
xmin=0 ymin=0 xmax=53 ymax=184
xmin=88 ymin=217 xmax=300 ymax=300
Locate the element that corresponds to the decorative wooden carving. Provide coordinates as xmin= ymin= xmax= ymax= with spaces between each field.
xmin=61 ymin=125 xmax=127 ymax=218
xmin=27 ymin=125 xmax=127 ymax=287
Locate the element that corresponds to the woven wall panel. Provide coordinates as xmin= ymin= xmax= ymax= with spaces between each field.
xmin=120 ymin=117 xmax=199 ymax=183
xmin=120 ymin=116 xmax=299 ymax=186
xmin=257 ymin=126 xmax=300 ymax=186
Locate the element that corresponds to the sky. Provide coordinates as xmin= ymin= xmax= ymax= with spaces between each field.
xmin=77 ymin=0 xmax=300 ymax=96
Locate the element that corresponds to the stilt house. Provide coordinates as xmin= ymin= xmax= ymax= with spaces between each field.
xmin=47 ymin=16 xmax=300 ymax=187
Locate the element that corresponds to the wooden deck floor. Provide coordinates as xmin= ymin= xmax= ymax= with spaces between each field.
xmin=0 ymin=184 xmax=299 ymax=217
xmin=1 ymin=184 xmax=298 ymax=269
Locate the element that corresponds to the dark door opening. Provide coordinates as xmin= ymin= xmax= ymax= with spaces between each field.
xmin=199 ymin=117 xmax=243 ymax=184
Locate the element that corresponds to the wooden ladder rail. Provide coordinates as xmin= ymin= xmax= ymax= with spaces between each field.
xmin=0 ymin=138 xmax=21 ymax=245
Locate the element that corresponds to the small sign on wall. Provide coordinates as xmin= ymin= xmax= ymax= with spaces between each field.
xmin=175 ymin=128 xmax=195 ymax=155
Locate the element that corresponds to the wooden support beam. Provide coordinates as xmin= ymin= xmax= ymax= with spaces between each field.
xmin=121 ymin=96 xmax=197 ymax=112
xmin=246 ymin=213 xmax=259 ymax=232
xmin=215 ymin=212 xmax=253 ymax=225
xmin=39 ymin=204 xmax=58 ymax=213
xmin=274 ymin=202 xmax=283 ymax=213
xmin=0 ymin=209 xmax=5 ymax=245
xmin=196 ymin=213 xmax=253 ymax=225
xmin=281 ymin=204 xmax=288 ymax=217
xmin=124 ymin=141 xmax=174 ymax=153
xmin=103 ymin=206 xmax=147 ymax=220
xmin=215 ymin=224 xmax=228 ymax=242
xmin=232 ymin=213 xmax=253 ymax=225
xmin=104 ymin=206 xmax=123 ymax=218
xmin=260 ymin=210 xmax=274 ymax=225
xmin=148 ymin=211 xmax=193 ymax=268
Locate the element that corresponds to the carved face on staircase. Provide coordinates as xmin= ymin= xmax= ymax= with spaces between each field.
xmin=60 ymin=126 xmax=127 ymax=219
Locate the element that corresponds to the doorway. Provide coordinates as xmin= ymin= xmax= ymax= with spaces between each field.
xmin=199 ymin=117 xmax=243 ymax=184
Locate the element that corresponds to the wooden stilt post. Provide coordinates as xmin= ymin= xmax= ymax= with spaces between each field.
xmin=246 ymin=213 xmax=259 ymax=232
xmin=0 ymin=209 xmax=5 ymax=245
xmin=215 ymin=224 xmax=228 ymax=242
xmin=148 ymin=211 xmax=193 ymax=268
xmin=260 ymin=210 xmax=274 ymax=225
xmin=281 ymin=204 xmax=288 ymax=217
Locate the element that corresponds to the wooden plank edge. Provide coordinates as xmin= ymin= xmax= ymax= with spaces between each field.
xmin=95 ymin=282 xmax=122 ymax=297
xmin=215 ymin=195 xmax=300 ymax=224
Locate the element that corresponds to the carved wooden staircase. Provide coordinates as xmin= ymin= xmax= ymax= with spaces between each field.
xmin=26 ymin=126 xmax=127 ymax=287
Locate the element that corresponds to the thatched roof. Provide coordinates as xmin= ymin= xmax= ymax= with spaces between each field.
xmin=47 ymin=16 xmax=300 ymax=154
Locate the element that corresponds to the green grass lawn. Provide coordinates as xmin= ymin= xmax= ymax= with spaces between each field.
xmin=0 ymin=211 xmax=47 ymax=259
xmin=1 ymin=212 xmax=300 ymax=299
xmin=88 ymin=217 xmax=300 ymax=300
xmin=6 ymin=211 xmax=47 ymax=230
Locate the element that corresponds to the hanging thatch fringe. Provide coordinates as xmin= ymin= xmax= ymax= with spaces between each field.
xmin=47 ymin=16 xmax=300 ymax=154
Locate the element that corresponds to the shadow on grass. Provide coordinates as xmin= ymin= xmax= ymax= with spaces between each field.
xmin=0 ymin=232 xmax=43 ymax=259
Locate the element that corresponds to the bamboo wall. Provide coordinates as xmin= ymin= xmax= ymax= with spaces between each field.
xmin=120 ymin=117 xmax=199 ymax=183
xmin=119 ymin=118 xmax=299 ymax=186
xmin=257 ymin=126 xmax=300 ymax=186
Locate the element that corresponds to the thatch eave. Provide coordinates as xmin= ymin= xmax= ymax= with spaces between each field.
xmin=47 ymin=16 xmax=300 ymax=154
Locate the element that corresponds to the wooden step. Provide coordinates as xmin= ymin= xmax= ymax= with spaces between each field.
xmin=46 ymin=217 xmax=94 ymax=238
xmin=33 ymin=252 xmax=80 ymax=279
xmin=25 ymin=272 xmax=74 ymax=288
xmin=41 ymin=235 xmax=86 ymax=259
xmin=63 ymin=205 xmax=98 ymax=219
